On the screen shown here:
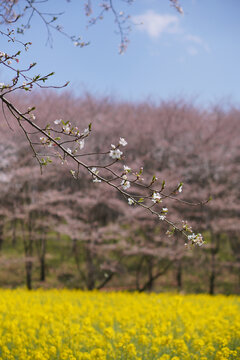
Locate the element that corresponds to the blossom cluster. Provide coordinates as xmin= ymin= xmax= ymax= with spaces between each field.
xmin=39 ymin=120 xmax=90 ymax=154
xmin=54 ymin=119 xmax=90 ymax=140
xmin=187 ymin=233 xmax=204 ymax=247
xmin=109 ymin=138 xmax=127 ymax=160
xmin=38 ymin=121 xmax=203 ymax=247
xmin=90 ymin=167 xmax=101 ymax=183
xmin=108 ymin=138 xmax=132 ymax=191
xmin=152 ymin=192 xmax=162 ymax=203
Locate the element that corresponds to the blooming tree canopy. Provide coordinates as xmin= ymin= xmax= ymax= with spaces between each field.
xmin=0 ymin=0 xmax=207 ymax=246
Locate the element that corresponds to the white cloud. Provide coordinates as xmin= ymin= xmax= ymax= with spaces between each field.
xmin=185 ymin=34 xmax=210 ymax=53
xmin=132 ymin=10 xmax=210 ymax=58
xmin=185 ymin=34 xmax=203 ymax=44
xmin=132 ymin=10 xmax=180 ymax=38
xmin=187 ymin=46 xmax=198 ymax=56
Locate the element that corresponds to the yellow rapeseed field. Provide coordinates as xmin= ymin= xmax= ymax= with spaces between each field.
xmin=0 ymin=290 xmax=239 ymax=360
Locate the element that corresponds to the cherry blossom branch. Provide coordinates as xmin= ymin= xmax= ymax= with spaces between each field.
xmin=0 ymin=0 xmax=204 ymax=248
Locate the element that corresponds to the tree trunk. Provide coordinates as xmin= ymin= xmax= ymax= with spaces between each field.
xmin=40 ymin=235 xmax=46 ymax=281
xmin=209 ymin=234 xmax=220 ymax=295
xmin=209 ymin=251 xmax=216 ymax=295
xmin=25 ymin=261 xmax=32 ymax=290
xmin=136 ymin=256 xmax=144 ymax=291
xmin=22 ymin=214 xmax=34 ymax=291
xmin=146 ymin=258 xmax=154 ymax=291
xmin=97 ymin=273 xmax=114 ymax=290
xmin=146 ymin=277 xmax=154 ymax=291
xmin=86 ymin=248 xmax=95 ymax=290
xmin=0 ymin=225 xmax=4 ymax=251
xmin=11 ymin=218 xmax=17 ymax=246
xmin=238 ymin=269 xmax=240 ymax=294
xmin=139 ymin=260 xmax=172 ymax=292
xmin=176 ymin=260 xmax=182 ymax=291
xmin=40 ymin=256 xmax=45 ymax=281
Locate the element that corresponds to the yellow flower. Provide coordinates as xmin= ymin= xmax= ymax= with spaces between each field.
xmin=0 ymin=289 xmax=239 ymax=360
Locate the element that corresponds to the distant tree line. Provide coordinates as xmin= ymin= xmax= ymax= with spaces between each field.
xmin=0 ymin=92 xmax=239 ymax=294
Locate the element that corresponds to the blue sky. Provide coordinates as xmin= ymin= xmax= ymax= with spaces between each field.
xmin=2 ymin=0 xmax=240 ymax=106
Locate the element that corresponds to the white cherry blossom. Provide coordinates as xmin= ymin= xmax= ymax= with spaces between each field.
xmin=119 ymin=137 xmax=127 ymax=146
xmin=109 ymin=148 xmax=123 ymax=159
xmin=63 ymin=124 xmax=71 ymax=134
xmin=93 ymin=177 xmax=101 ymax=183
xmin=54 ymin=119 xmax=62 ymax=125
xmin=152 ymin=192 xmax=161 ymax=203
xmin=82 ymin=128 xmax=89 ymax=137
xmin=121 ymin=180 xmax=130 ymax=190
xmin=89 ymin=167 xmax=101 ymax=183
xmin=128 ymin=198 xmax=134 ymax=205
xmin=77 ymin=139 xmax=84 ymax=150
xmin=124 ymin=165 xmax=131 ymax=172
xmin=159 ymin=215 xmax=166 ymax=221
